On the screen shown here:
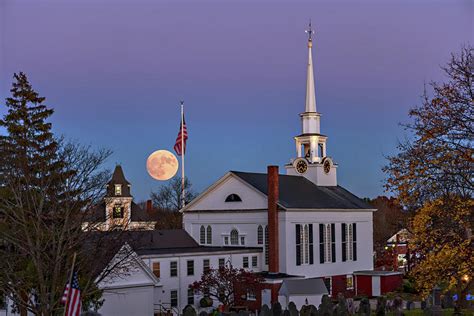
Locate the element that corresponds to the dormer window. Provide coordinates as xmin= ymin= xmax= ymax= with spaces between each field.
xmin=115 ymin=184 xmax=122 ymax=196
xmin=113 ymin=204 xmax=124 ymax=218
xmin=225 ymin=194 xmax=242 ymax=202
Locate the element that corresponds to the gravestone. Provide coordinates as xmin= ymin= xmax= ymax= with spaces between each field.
xmin=271 ymin=302 xmax=283 ymax=316
xmin=357 ymin=297 xmax=370 ymax=316
xmin=288 ymin=302 xmax=298 ymax=316
xmin=375 ymin=296 xmax=386 ymax=316
xmin=334 ymin=293 xmax=348 ymax=316
xmin=318 ymin=295 xmax=333 ymax=316
xmin=260 ymin=304 xmax=271 ymax=316
xmin=183 ymin=305 xmax=197 ymax=316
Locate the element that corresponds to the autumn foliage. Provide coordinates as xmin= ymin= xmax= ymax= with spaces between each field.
xmin=190 ymin=264 xmax=264 ymax=308
xmin=383 ymin=46 xmax=473 ymax=308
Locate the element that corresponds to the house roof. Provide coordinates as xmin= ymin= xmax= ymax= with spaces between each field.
xmin=353 ymin=270 xmax=402 ymax=276
xmin=279 ymin=278 xmax=329 ymax=296
xmin=231 ymin=171 xmax=373 ymax=210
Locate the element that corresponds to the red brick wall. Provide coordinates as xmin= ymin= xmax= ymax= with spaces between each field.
xmin=356 ymin=275 xmax=372 ymax=297
xmin=381 ymin=275 xmax=402 ymax=294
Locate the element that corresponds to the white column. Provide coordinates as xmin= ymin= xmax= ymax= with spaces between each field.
xmin=310 ymin=137 xmax=318 ymax=163
xmin=296 ymin=140 xmax=302 ymax=158
xmin=322 ymin=142 xmax=327 ymax=158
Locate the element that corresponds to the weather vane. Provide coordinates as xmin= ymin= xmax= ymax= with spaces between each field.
xmin=305 ymin=20 xmax=314 ymax=41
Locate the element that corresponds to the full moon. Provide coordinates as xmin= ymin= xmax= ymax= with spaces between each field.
xmin=146 ymin=150 xmax=179 ymax=181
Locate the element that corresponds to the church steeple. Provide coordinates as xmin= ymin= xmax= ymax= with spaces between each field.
xmin=305 ymin=21 xmax=317 ymax=113
xmin=285 ymin=22 xmax=337 ymax=187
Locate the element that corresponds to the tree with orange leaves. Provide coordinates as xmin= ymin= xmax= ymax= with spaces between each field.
xmin=383 ymin=46 xmax=473 ymax=310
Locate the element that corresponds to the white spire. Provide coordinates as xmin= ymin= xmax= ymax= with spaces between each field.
xmin=305 ymin=21 xmax=317 ymax=113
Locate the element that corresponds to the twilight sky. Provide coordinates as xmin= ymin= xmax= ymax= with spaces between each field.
xmin=1 ymin=0 xmax=472 ymax=201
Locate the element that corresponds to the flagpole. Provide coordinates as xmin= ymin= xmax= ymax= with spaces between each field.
xmin=180 ymin=101 xmax=185 ymax=209
xmin=63 ymin=252 xmax=77 ymax=316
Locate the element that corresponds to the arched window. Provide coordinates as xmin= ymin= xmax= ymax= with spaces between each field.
xmin=200 ymin=226 xmax=206 ymax=244
xmin=230 ymin=229 xmax=239 ymax=245
xmin=225 ymin=194 xmax=242 ymax=202
xmin=206 ymin=226 xmax=212 ymax=244
xmin=257 ymin=225 xmax=263 ymax=244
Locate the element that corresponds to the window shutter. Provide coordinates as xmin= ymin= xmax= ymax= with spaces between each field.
xmin=331 ymin=223 xmax=336 ymax=263
xmin=309 ymin=224 xmax=314 ymax=264
xmin=341 ymin=223 xmax=347 ymax=262
xmin=319 ymin=224 xmax=325 ymax=264
xmin=296 ymin=224 xmax=301 ymax=266
xmin=353 ymin=223 xmax=357 ymax=261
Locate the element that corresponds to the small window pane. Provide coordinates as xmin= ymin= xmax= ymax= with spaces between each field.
xmin=243 ymin=257 xmax=249 ymax=268
xmin=115 ymin=184 xmax=122 ymax=196
xmin=113 ymin=205 xmax=124 ymax=218
xmin=240 ymin=236 xmax=245 ymax=245
xmin=252 ymin=256 xmax=258 ymax=267
xmin=203 ymin=259 xmax=210 ymax=273
xmin=188 ymin=287 xmax=194 ymax=305
xmin=170 ymin=261 xmax=178 ymax=277
xmin=171 ymin=290 xmax=178 ymax=307
xmin=206 ymin=226 xmax=212 ymax=244
xmin=187 ymin=260 xmax=194 ymax=276
xmin=230 ymin=229 xmax=239 ymax=245
xmin=224 ymin=236 xmax=229 ymax=245
xmin=257 ymin=225 xmax=263 ymax=244
xmin=218 ymin=258 xmax=225 ymax=268
xmin=200 ymin=226 xmax=206 ymax=244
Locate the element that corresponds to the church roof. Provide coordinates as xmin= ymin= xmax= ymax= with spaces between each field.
xmin=231 ymin=171 xmax=373 ymax=210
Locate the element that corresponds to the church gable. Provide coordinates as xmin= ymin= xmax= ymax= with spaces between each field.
xmin=184 ymin=173 xmax=268 ymax=211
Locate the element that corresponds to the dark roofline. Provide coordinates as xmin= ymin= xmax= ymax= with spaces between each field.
xmin=137 ymin=246 xmax=263 ymax=256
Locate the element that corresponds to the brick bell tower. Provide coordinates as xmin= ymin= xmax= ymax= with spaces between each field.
xmin=105 ymin=165 xmax=133 ymax=230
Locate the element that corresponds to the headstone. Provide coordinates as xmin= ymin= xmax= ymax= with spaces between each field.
xmin=357 ymin=297 xmax=370 ymax=316
xmin=288 ymin=302 xmax=298 ymax=316
xmin=334 ymin=293 xmax=348 ymax=316
xmin=260 ymin=304 xmax=271 ymax=316
xmin=271 ymin=302 xmax=283 ymax=316
xmin=375 ymin=296 xmax=386 ymax=316
xmin=318 ymin=295 xmax=333 ymax=316
xmin=183 ymin=305 xmax=197 ymax=316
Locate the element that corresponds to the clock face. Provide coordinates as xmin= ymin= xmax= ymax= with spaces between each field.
xmin=323 ymin=159 xmax=331 ymax=174
xmin=295 ymin=159 xmax=308 ymax=174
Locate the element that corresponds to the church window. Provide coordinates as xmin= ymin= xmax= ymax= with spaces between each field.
xmin=230 ymin=229 xmax=239 ymax=245
xmin=257 ymin=225 xmax=263 ymax=244
xmin=342 ymin=223 xmax=357 ymax=261
xmin=187 ymin=287 xmax=194 ymax=305
xmin=170 ymin=290 xmax=178 ymax=307
xmin=240 ymin=236 xmax=245 ymax=245
xmin=243 ymin=256 xmax=249 ymax=268
xmin=296 ymin=224 xmax=313 ymax=266
xmin=320 ymin=223 xmax=335 ymax=263
xmin=170 ymin=261 xmax=178 ymax=277
xmin=225 ymin=194 xmax=242 ymax=202
xmin=114 ymin=184 xmax=122 ymax=196
xmin=113 ymin=205 xmax=124 ymax=218
xmin=264 ymin=225 xmax=269 ymax=265
xmin=187 ymin=260 xmax=194 ymax=276
xmin=224 ymin=236 xmax=229 ymax=245
xmin=203 ymin=259 xmax=210 ymax=273
xmin=200 ymin=226 xmax=206 ymax=244
xmin=206 ymin=226 xmax=212 ymax=244
xmin=252 ymin=256 xmax=258 ymax=267
xmin=152 ymin=262 xmax=160 ymax=278
xmin=218 ymin=258 xmax=225 ymax=268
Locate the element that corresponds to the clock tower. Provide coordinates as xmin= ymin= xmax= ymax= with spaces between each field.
xmin=285 ymin=22 xmax=337 ymax=186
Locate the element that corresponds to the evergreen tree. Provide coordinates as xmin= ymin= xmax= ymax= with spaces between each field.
xmin=0 ymin=73 xmax=125 ymax=315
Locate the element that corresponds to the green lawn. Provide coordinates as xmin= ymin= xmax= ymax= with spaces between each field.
xmin=385 ymin=309 xmax=474 ymax=316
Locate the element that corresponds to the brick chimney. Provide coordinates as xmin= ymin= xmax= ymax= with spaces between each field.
xmin=146 ymin=199 xmax=153 ymax=212
xmin=267 ymin=165 xmax=279 ymax=273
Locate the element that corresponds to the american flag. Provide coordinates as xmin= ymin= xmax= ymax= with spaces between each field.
xmin=61 ymin=271 xmax=82 ymax=316
xmin=173 ymin=116 xmax=188 ymax=156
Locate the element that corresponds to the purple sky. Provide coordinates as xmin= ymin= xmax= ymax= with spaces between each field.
xmin=1 ymin=0 xmax=472 ymax=201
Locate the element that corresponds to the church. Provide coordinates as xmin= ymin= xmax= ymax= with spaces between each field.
xmin=94 ymin=26 xmax=402 ymax=316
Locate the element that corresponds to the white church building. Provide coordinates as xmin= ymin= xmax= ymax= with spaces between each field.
xmin=89 ymin=26 xmax=401 ymax=316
